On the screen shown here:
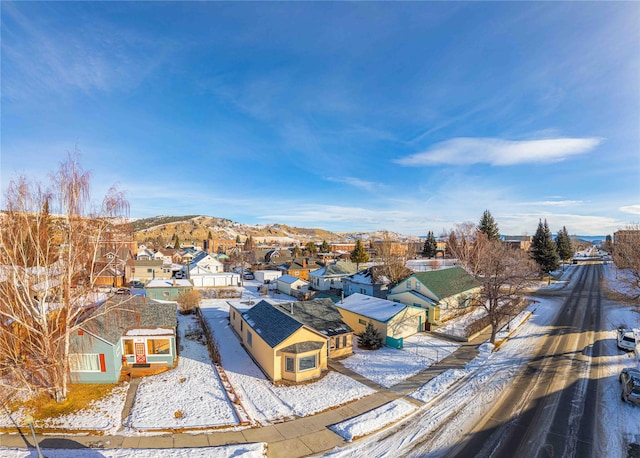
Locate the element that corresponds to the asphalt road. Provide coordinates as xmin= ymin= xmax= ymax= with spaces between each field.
xmin=449 ymin=263 xmax=605 ymax=458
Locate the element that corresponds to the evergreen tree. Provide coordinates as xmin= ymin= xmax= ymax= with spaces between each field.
xmin=555 ymin=226 xmax=573 ymax=263
xmin=603 ymin=234 xmax=613 ymax=254
xmin=357 ymin=322 xmax=384 ymax=349
xmin=477 ymin=210 xmax=500 ymax=241
xmin=245 ymin=235 xmax=254 ymax=251
xmin=446 ymin=230 xmax=458 ymax=258
xmin=422 ymin=231 xmax=438 ymax=258
xmin=236 ymin=235 xmax=241 ymax=244
xmin=174 ymin=235 xmax=181 ymax=249
xmin=207 ymin=230 xmax=213 ymax=240
xmin=292 ymin=245 xmax=302 ymax=258
xmin=531 ymin=219 xmax=559 ymax=274
xmin=305 ymin=241 xmax=318 ymax=254
xmin=350 ymin=239 xmax=369 ymax=269
xmin=320 ymin=240 xmax=330 ymax=253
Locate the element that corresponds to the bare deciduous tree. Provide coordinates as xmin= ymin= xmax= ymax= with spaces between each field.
xmin=0 ymin=154 xmax=131 ymax=402
xmin=448 ymin=222 xmax=538 ymax=343
xmin=373 ymin=231 xmax=412 ymax=287
xmin=475 ymin=239 xmax=538 ymax=343
xmin=611 ymin=225 xmax=640 ymax=304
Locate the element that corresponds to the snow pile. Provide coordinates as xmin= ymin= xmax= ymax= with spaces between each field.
xmin=341 ymin=334 xmax=459 ymax=388
xmin=494 ymin=311 xmax=533 ymax=344
xmin=329 ymin=399 xmax=418 ymax=442
xmin=0 ymin=443 xmax=266 ymax=457
xmin=128 ymin=313 xmax=237 ymax=430
xmin=410 ymin=343 xmax=494 ymax=403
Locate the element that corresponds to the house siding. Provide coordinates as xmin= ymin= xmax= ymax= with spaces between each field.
xmin=69 ymin=332 xmax=121 ymax=384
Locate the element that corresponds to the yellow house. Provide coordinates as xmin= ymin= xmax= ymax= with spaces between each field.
xmin=272 ymin=298 xmax=354 ymax=359
xmin=336 ymin=293 xmax=426 ymax=349
xmin=228 ymin=300 xmax=328 ymax=382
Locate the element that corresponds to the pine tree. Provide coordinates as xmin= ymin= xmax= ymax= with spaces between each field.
xmin=292 ymin=245 xmax=302 ymax=258
xmin=357 ymin=322 xmax=384 ymax=349
xmin=555 ymin=226 xmax=573 ymax=263
xmin=531 ymin=219 xmax=559 ymax=274
xmin=320 ymin=240 xmax=330 ymax=253
xmin=207 ymin=231 xmax=213 ymax=240
xmin=245 ymin=235 xmax=254 ymax=251
xmin=478 ymin=210 xmax=500 ymax=241
xmin=422 ymin=231 xmax=437 ymax=258
xmin=305 ymin=241 xmax=318 ymax=254
xmin=446 ymin=230 xmax=458 ymax=258
xmin=350 ymin=239 xmax=369 ymax=269
xmin=174 ymin=235 xmax=181 ymax=249
xmin=236 ymin=235 xmax=241 ymax=244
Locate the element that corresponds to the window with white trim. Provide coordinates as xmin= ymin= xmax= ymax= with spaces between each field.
xmin=69 ymin=353 xmax=101 ymax=372
xmin=285 ymin=357 xmax=294 ymax=372
xmin=298 ymin=354 xmax=317 ymax=371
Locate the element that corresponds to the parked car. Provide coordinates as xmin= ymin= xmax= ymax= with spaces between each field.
xmin=128 ymin=280 xmax=144 ymax=288
xmin=620 ymin=368 xmax=640 ymax=406
xmin=617 ymin=328 xmax=637 ymax=351
xmin=243 ymin=272 xmax=254 ymax=280
xmin=115 ymin=287 xmax=132 ymax=295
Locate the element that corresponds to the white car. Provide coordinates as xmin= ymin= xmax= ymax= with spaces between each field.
xmin=617 ymin=328 xmax=637 ymax=352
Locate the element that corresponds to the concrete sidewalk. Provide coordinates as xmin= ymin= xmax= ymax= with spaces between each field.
xmin=1 ymin=328 xmax=494 ymax=457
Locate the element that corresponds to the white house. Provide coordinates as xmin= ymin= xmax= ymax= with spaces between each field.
xmin=254 ymin=270 xmax=282 ymax=284
xmin=309 ymin=260 xmax=359 ymax=291
xmin=276 ymin=274 xmax=309 ymax=296
xmin=188 ymin=251 xmax=237 ymax=287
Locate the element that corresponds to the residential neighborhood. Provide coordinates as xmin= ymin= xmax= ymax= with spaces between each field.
xmin=1 ymin=2 xmax=638 ymax=458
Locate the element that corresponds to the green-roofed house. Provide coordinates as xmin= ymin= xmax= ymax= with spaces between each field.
xmin=228 ymin=300 xmax=328 ymax=382
xmin=387 ymin=266 xmax=482 ymax=325
xmin=68 ymin=295 xmax=177 ymax=384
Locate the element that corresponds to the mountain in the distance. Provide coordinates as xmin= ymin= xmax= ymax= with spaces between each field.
xmin=132 ymin=215 xmax=349 ymax=246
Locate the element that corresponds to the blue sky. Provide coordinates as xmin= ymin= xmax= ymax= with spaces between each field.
xmin=1 ymin=2 xmax=638 ymax=236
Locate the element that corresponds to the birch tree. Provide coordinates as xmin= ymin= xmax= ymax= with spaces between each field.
xmin=0 ymin=154 xmax=131 ymax=402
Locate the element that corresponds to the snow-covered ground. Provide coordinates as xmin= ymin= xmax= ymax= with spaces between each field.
xmin=199 ymin=296 xmax=375 ymax=424
xmin=340 ymin=334 xmax=459 ymax=388
xmin=321 ymin=262 xmax=640 ymax=458
xmin=330 ymin=399 xmax=418 ymax=442
xmin=127 ymin=313 xmax=238 ymax=431
xmin=0 ymin=443 xmax=266 ymax=457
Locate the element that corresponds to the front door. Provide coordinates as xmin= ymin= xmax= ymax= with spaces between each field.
xmin=134 ymin=342 xmax=147 ymax=364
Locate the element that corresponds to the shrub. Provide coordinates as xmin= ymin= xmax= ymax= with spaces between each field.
xmin=176 ymin=290 xmax=201 ymax=315
xmin=174 ymin=410 xmax=183 ymax=419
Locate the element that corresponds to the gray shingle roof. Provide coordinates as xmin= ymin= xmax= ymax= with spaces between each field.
xmin=279 ymin=341 xmax=325 ymax=354
xmin=80 ymin=295 xmax=177 ymax=345
xmin=272 ymin=298 xmax=352 ymax=336
xmin=242 ymin=300 xmax=303 ymax=348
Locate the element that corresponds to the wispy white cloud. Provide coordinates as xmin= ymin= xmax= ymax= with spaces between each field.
xmin=517 ymin=200 xmax=584 ymax=207
xmin=620 ymin=204 xmax=640 ymax=215
xmin=396 ymin=137 xmax=604 ymax=167
xmin=324 ymin=176 xmax=379 ymax=192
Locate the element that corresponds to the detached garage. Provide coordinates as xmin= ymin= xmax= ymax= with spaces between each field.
xmin=336 ymin=293 xmax=426 ymax=349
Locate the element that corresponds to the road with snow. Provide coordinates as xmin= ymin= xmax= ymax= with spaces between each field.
xmin=449 ymin=263 xmax=604 ymax=458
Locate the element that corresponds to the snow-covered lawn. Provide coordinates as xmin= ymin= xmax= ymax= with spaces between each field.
xmin=0 ymin=443 xmax=266 ymax=457
xmin=199 ymin=296 xmax=375 ymax=425
xmin=434 ymin=306 xmax=488 ymax=339
xmin=0 ymin=384 xmax=129 ymax=433
xmin=127 ymin=313 xmax=238 ymax=430
xmin=340 ymin=334 xmax=459 ymax=388
xmin=329 ymin=399 xmax=418 ymax=442
xmin=322 ymin=264 xmax=640 ymax=458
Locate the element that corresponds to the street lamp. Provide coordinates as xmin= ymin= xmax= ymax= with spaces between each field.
xmin=24 ymin=414 xmax=45 ymax=458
